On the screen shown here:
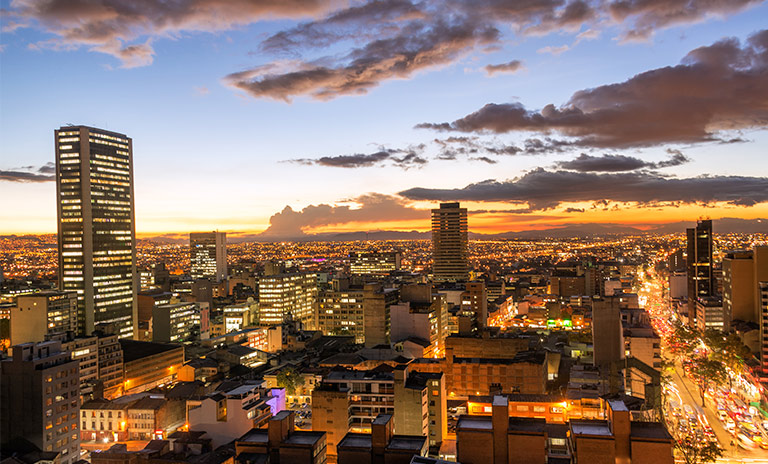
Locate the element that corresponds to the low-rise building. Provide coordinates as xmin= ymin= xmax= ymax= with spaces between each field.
xmin=336 ymin=414 xmax=428 ymax=464
xmin=235 ymin=410 xmax=327 ymax=464
xmin=120 ymin=340 xmax=184 ymax=394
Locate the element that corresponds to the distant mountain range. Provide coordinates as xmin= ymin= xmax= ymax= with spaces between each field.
xmin=4 ymin=218 xmax=764 ymax=244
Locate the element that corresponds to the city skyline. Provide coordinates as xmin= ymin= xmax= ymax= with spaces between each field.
xmin=2 ymin=1 xmax=768 ymax=238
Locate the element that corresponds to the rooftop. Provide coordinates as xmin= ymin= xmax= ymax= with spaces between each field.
xmin=388 ymin=435 xmax=427 ymax=451
xmin=120 ymin=339 xmax=182 ymax=363
xmin=456 ymin=416 xmax=493 ymax=431
xmin=570 ymin=420 xmax=612 ymax=437
xmin=283 ymin=431 xmax=325 ymax=447
xmin=337 ymin=433 xmax=371 ymax=449
xmin=237 ymin=429 xmax=269 ymax=444
xmin=630 ymin=422 xmax=673 ymax=440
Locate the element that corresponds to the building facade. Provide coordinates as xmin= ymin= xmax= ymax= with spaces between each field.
xmin=55 ymin=125 xmax=137 ymax=339
xmin=686 ymin=219 xmax=714 ymax=326
xmin=190 ymin=232 xmax=227 ymax=283
xmin=0 ymin=341 xmax=81 ymax=464
xmin=11 ymin=291 xmax=78 ymax=345
xmin=431 ymin=203 xmax=468 ymax=283
xmin=259 ymin=273 xmax=317 ymax=328
xmin=349 ymin=252 xmax=401 ymax=276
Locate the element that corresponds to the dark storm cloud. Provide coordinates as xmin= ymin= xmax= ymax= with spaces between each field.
xmin=484 ymin=59 xmax=524 ymax=75
xmin=399 ymin=169 xmax=768 ymax=210
xmin=556 ymin=151 xmax=690 ymax=172
xmin=291 ymin=146 xmax=427 ymax=169
xmin=417 ymin=30 xmax=768 ymax=148
xmin=260 ymin=193 xmax=426 ymax=237
xmin=7 ymin=0 xmax=339 ymax=67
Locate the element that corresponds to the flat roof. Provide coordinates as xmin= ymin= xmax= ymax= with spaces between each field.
xmin=456 ymin=416 xmax=493 ymax=431
xmin=337 ymin=433 xmax=371 ymax=449
xmin=570 ymin=420 xmax=612 ymax=437
xmin=120 ymin=339 xmax=182 ymax=363
xmin=508 ymin=417 xmax=546 ymax=433
xmin=630 ymin=422 xmax=673 ymax=440
xmin=387 ymin=435 xmax=427 ymax=451
xmin=237 ymin=429 xmax=268 ymax=444
xmin=284 ymin=431 xmax=325 ymax=446
xmin=373 ymin=414 xmax=392 ymax=425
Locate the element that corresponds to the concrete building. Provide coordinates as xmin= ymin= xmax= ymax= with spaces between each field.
xmin=431 ymin=203 xmax=468 ymax=283
xmin=695 ymin=296 xmax=724 ymax=331
xmin=759 ymin=282 xmax=768 ymax=385
xmin=120 ymin=340 xmax=184 ymax=394
xmin=188 ymin=381 xmax=276 ymax=448
xmin=152 ymin=302 xmax=200 ymax=343
xmin=592 ymin=297 xmax=625 ymax=368
xmin=190 ymin=231 xmax=227 ymax=283
xmin=350 ymin=252 xmax=401 ymax=276
xmin=455 ymin=396 xmax=673 ymax=464
xmin=318 ymin=281 xmax=365 ymax=344
xmin=80 ymin=398 xmax=130 ymax=443
xmin=312 ymin=383 xmax=351 ymax=461
xmin=55 ymin=125 xmax=138 ymax=339
xmin=50 ymin=329 xmax=124 ymax=399
xmin=322 ymin=368 xmax=395 ymax=432
xmin=235 ymin=410 xmax=327 ymax=464
xmin=461 ymin=282 xmax=488 ymax=330
xmin=336 ymin=414 xmax=428 ymax=464
xmin=259 ymin=273 xmax=317 ymax=328
xmin=11 ymin=291 xmax=78 ymax=345
xmin=363 ymin=284 xmax=399 ymax=347
xmin=0 ymin=341 xmax=81 ymax=464
xmin=393 ymin=365 xmax=447 ymax=449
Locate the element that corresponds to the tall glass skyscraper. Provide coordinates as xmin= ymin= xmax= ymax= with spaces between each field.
xmin=686 ymin=219 xmax=714 ymax=325
xmin=431 ymin=202 xmax=468 ymax=282
xmin=55 ymin=126 xmax=137 ymax=339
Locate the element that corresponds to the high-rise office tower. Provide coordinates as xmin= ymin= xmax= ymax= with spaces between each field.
xmin=10 ymin=291 xmax=78 ymax=345
xmin=258 ymin=273 xmax=317 ymax=328
xmin=190 ymin=231 xmax=227 ymax=282
xmin=686 ymin=219 xmax=714 ymax=326
xmin=55 ymin=126 xmax=137 ymax=339
xmin=431 ymin=202 xmax=468 ymax=282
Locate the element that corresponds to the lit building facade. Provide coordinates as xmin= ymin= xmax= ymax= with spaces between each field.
xmin=318 ymin=284 xmax=365 ymax=344
xmin=349 ymin=252 xmax=401 ymax=276
xmin=1 ymin=341 xmax=81 ymax=464
xmin=190 ymin=231 xmax=227 ymax=283
xmin=686 ymin=219 xmax=714 ymax=326
xmin=431 ymin=202 xmax=468 ymax=283
xmin=11 ymin=290 xmax=78 ymax=345
xmin=55 ymin=126 xmax=137 ymax=339
xmin=258 ymin=273 xmax=317 ymax=328
xmin=152 ymin=302 xmax=200 ymax=342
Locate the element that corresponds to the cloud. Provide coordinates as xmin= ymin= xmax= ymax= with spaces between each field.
xmin=36 ymin=162 xmax=55 ymax=174
xmin=225 ymin=18 xmax=500 ymax=101
xmin=608 ymin=0 xmax=763 ymax=41
xmin=260 ymin=0 xmax=425 ymax=54
xmin=484 ymin=59 xmax=524 ymax=75
xmin=290 ymin=145 xmax=427 ymax=169
xmin=7 ymin=0 xmax=338 ymax=67
xmin=399 ymin=168 xmax=768 ymax=210
xmin=0 ymin=163 xmax=55 ymax=183
xmin=555 ymin=151 xmax=690 ymax=172
xmin=417 ymin=30 xmax=768 ymax=148
xmin=537 ymin=45 xmax=569 ymax=55
xmin=432 ymin=135 xmax=574 ymax=159
xmin=260 ymin=193 xmax=427 ymax=237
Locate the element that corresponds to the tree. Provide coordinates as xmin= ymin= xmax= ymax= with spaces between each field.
xmin=276 ymin=367 xmax=305 ymax=396
xmin=668 ymin=321 xmax=699 ymax=360
xmin=703 ymin=329 xmax=751 ymax=373
xmin=688 ymin=355 xmax=727 ymax=406
xmin=675 ymin=438 xmax=723 ymax=464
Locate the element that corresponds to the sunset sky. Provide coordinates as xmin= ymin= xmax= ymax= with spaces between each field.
xmin=1 ymin=0 xmax=768 ymax=238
